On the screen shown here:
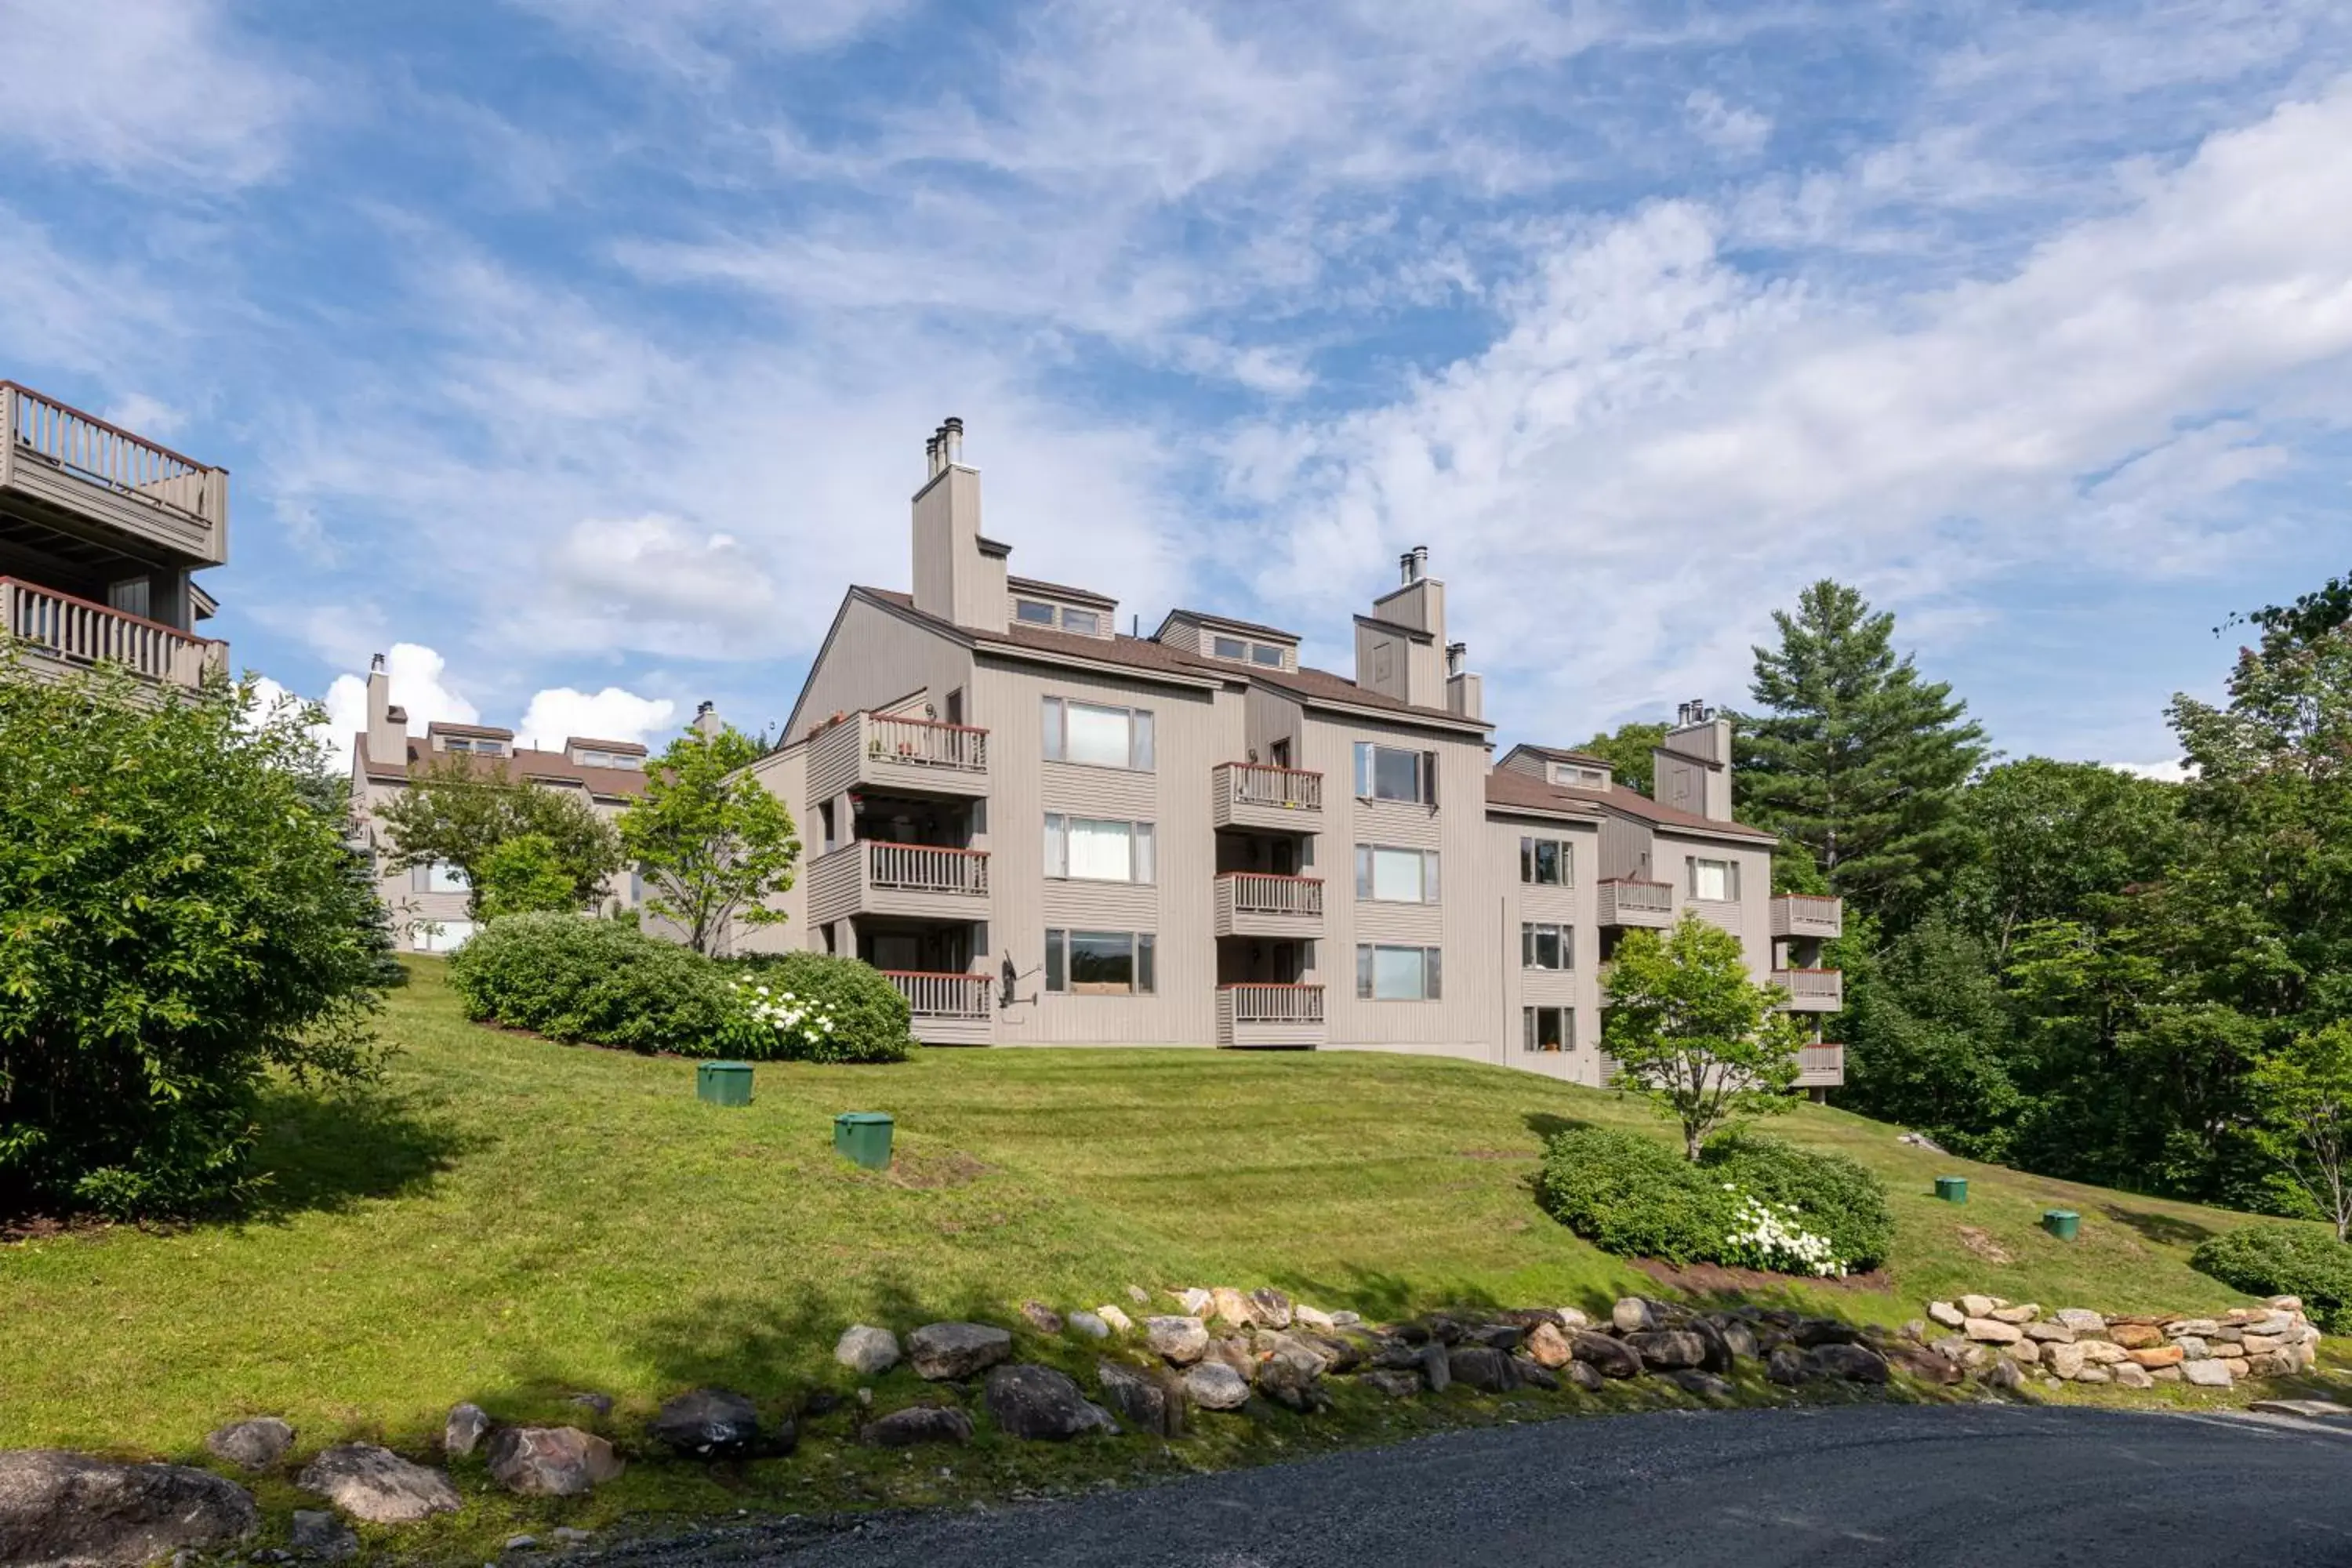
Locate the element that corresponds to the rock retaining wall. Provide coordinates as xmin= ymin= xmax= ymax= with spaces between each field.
xmin=1923 ymin=1294 xmax=2319 ymax=1391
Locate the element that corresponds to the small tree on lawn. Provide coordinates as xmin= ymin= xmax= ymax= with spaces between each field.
xmin=474 ymin=833 xmax=581 ymax=920
xmin=2251 ymin=1023 xmax=2352 ymax=1241
xmin=618 ymin=723 xmax=800 ymax=955
xmin=1603 ymin=914 xmax=1803 ymax=1160
xmin=376 ymin=756 xmax=622 ymax=920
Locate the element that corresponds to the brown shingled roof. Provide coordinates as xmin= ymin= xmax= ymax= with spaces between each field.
xmin=1160 ymin=607 xmax=1300 ymax=643
xmin=1512 ymin=742 xmax=1612 ymax=768
xmin=358 ymin=739 xmax=649 ymax=800
xmin=1007 ymin=574 xmax=1117 ymax=608
xmin=1484 ymin=769 xmax=1774 ymax=842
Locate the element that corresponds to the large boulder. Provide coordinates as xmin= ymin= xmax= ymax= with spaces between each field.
xmin=289 ymin=1508 xmax=358 ymax=1561
xmin=1096 ymin=1305 xmax=1134 ymax=1334
xmin=2114 ymin=1362 xmax=2154 ymax=1389
xmin=1245 ymin=1288 xmax=1294 ymax=1330
xmin=1806 ymin=1344 xmax=1891 ymax=1385
xmin=1958 ymin=1294 xmax=2000 ymax=1318
xmin=0 ymin=1450 xmax=259 ymax=1567
xmin=983 ymin=1365 xmax=1116 ymax=1439
xmin=2129 ymin=1345 xmax=2187 ymax=1369
xmin=1563 ymin=1360 xmax=1606 ymax=1393
xmin=2023 ymin=1322 xmax=2075 ymax=1345
xmin=1020 ymin=1301 xmax=1065 ymax=1334
xmin=1625 ymin=1330 xmax=1708 ymax=1370
xmin=2047 ymin=1343 xmax=2089 ymax=1381
xmin=483 ymin=1428 xmax=624 ymax=1497
xmin=1766 ymin=1346 xmax=1809 ymax=1385
xmin=1525 ymin=1322 xmax=1573 ymax=1369
xmin=1671 ymin=1370 xmax=1736 ymax=1399
xmin=1989 ymin=1304 xmax=2041 ymax=1325
xmin=1716 ymin=1320 xmax=1759 ymax=1362
xmin=2182 ymin=1359 xmax=2235 ymax=1389
xmin=1446 ymin=1347 xmax=1519 ymax=1394
xmin=2053 ymin=1308 xmax=2107 ymax=1333
xmin=1926 ymin=1301 xmax=1965 ymax=1330
xmin=1361 ymin=1369 xmax=1424 ymax=1399
xmin=647 ymin=1388 xmax=767 ymax=1459
xmin=1570 ymin=1331 xmax=1643 ymax=1379
xmin=444 ymin=1403 xmax=492 ymax=1458
xmin=860 ymin=1406 xmax=974 ymax=1447
xmin=296 ymin=1445 xmax=459 ymax=1524
xmin=1096 ymin=1361 xmax=1184 ymax=1437
xmin=836 ymin=1324 xmax=901 ymax=1377
xmin=2108 ymin=1323 xmax=2165 ymax=1349
xmin=1981 ymin=1358 xmax=2027 ymax=1393
xmin=1611 ymin=1298 xmax=1658 ymax=1333
xmin=205 ymin=1417 xmax=296 ymax=1472
xmin=1253 ymin=1347 xmax=1327 ymax=1413
xmin=1145 ymin=1316 xmax=1210 ymax=1365
xmin=1209 ymin=1287 xmax=1254 ymax=1327
xmin=1183 ymin=1362 xmax=1251 ymax=1411
xmin=1418 ymin=1344 xmax=1452 ymax=1393
xmin=1068 ymin=1310 xmax=1111 ymax=1340
xmin=907 ymin=1322 xmax=1014 ymax=1381
xmin=1962 ymin=1319 xmax=2022 ymax=1344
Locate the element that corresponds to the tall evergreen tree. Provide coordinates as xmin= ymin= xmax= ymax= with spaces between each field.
xmin=1738 ymin=580 xmax=1987 ymax=927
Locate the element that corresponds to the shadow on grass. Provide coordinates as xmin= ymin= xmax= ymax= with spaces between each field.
xmin=243 ymin=1081 xmax=477 ymax=1223
xmin=2098 ymin=1204 xmax=2216 ymax=1249
xmin=1523 ymin=1112 xmax=1594 ymax=1143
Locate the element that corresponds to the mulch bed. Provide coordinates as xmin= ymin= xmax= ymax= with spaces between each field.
xmin=1632 ymin=1257 xmax=1892 ymax=1296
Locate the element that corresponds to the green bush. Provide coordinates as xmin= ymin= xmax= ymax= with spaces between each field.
xmin=2191 ymin=1225 xmax=2352 ymax=1332
xmin=447 ymin=914 xmax=733 ymax=1056
xmin=724 ymin=952 xmax=913 ymax=1064
xmin=1535 ymin=1124 xmax=1893 ymax=1275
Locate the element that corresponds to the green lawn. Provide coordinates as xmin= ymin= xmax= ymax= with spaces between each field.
xmin=0 ymin=958 xmax=2304 ymax=1549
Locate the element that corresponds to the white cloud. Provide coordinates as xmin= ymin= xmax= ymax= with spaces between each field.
xmin=318 ymin=643 xmax=481 ymax=770
xmin=2114 ymin=760 xmax=2196 ymax=783
xmin=1685 ymin=90 xmax=1771 ymax=156
xmin=516 ymin=687 xmax=677 ymax=752
xmin=550 ymin=515 xmax=779 ymax=630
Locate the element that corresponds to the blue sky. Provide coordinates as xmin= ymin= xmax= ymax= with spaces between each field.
xmin=5 ymin=0 xmax=2350 ymax=771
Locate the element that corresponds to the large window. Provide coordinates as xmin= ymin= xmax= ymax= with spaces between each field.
xmin=1043 ymin=696 xmax=1155 ymax=770
xmin=1044 ymin=929 xmax=1156 ymax=995
xmin=1356 ymin=944 xmax=1442 ymax=1000
xmin=1352 ymin=742 xmax=1438 ymax=804
xmin=1044 ymin=815 xmax=1156 ymax=883
xmin=410 ymin=860 xmax=470 ymax=894
xmin=1523 ymin=1006 xmax=1573 ymax=1052
xmin=1690 ymin=857 xmax=1740 ymax=902
xmin=1521 ymin=923 xmax=1571 ymax=971
xmin=1519 ymin=836 xmax=1571 ymax=886
xmin=1355 ymin=844 xmax=1440 ymax=903
xmin=1210 ymin=633 xmax=1288 ymax=666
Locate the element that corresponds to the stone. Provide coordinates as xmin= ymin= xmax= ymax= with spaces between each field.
xmin=1446 ymin=1347 xmax=1519 ymax=1394
xmin=860 ymin=1406 xmax=974 ymax=1447
xmin=1330 ymin=1311 xmax=1364 ymax=1329
xmin=1526 ymin=1322 xmax=1573 ymax=1369
xmin=2165 ymin=1318 xmax=2220 ymax=1338
xmin=1958 ymin=1294 xmax=1999 ymax=1318
xmin=1766 ymin=1346 xmax=1809 ymax=1385
xmin=1902 ymin=1319 xmax=1929 ymax=1344
xmin=1570 ymin=1331 xmax=1643 ymax=1379
xmin=1963 ymin=1318 xmax=2023 ymax=1344
xmin=1363 ymin=1369 xmax=1424 ymax=1399
xmin=2269 ymin=1295 xmax=2304 ymax=1312
xmin=908 ymin=1322 xmax=1014 ymax=1380
xmin=1173 ymin=1287 xmax=1213 ymax=1314
xmin=483 ymin=1428 xmax=623 ymax=1498
xmin=1990 ymin=1304 xmax=2042 ymax=1325
xmin=647 ymin=1388 xmax=764 ymax=1459
xmin=2114 ymin=1362 xmax=2154 ymax=1389
xmin=1671 ymin=1370 xmax=1737 ymax=1399
xmin=1886 ymin=1344 xmax=1965 ymax=1385
xmin=1127 ymin=1284 xmax=1151 ymax=1305
xmin=1418 ymin=1343 xmax=1453 ymax=1393
xmin=1069 ymin=1311 xmax=1111 ymax=1341
xmin=551 ymin=1526 xmax=593 ymax=1544
xmin=2053 ymin=1308 xmax=2107 ymax=1333
xmin=1209 ymin=1287 xmax=1254 ymax=1327
xmin=1298 ymin=1331 xmax=1363 ymax=1374
xmin=2151 ymin=1367 xmax=2183 ymax=1383
xmin=1145 ymin=1316 xmax=1210 ymax=1365
xmin=2023 ymin=1322 xmax=2076 ymax=1345
xmin=2175 ymin=1337 xmax=2210 ymax=1361
xmin=984 ymin=1364 xmax=1116 ymax=1439
xmin=1184 ymin=1361 xmax=1251 ymax=1411
xmin=1512 ymin=1359 xmax=1561 ymax=1391
xmin=2074 ymin=1367 xmax=2112 ymax=1384
xmin=1294 ymin=1305 xmax=1336 ymax=1333
xmin=1554 ymin=1308 xmax=1590 ymax=1330
xmin=2242 ymin=1333 xmax=2285 ymax=1355
xmin=835 ymin=1324 xmax=901 ymax=1376
xmin=1020 ymin=1301 xmax=1065 ymax=1334
xmin=444 ymin=1403 xmax=492 ymax=1458
xmin=1611 ymin=1298 xmax=1658 ymax=1333
xmin=288 ymin=1511 xmax=357 ymax=1561
xmin=206 ymin=1417 xmax=297 ymax=1472
xmin=2048 ymin=1343 xmax=2089 ymax=1381
xmin=2250 ymin=1397 xmax=2352 ymax=1417
xmin=1253 ymin=1347 xmax=1327 ymax=1413
xmin=1626 ymin=1330 xmax=1708 ymax=1370
xmin=2109 ymin=1323 xmax=2165 ymax=1349
xmin=1097 ymin=1305 xmax=1133 ymax=1334
xmin=2128 ymin=1345 xmax=2186 ymax=1369
xmin=1096 ymin=1361 xmax=1183 ymax=1437
xmin=2078 ymin=1341 xmax=2129 ymax=1365
xmin=1926 ymin=1301 xmax=1966 ymax=1330
xmin=1465 ymin=1323 xmax=1526 ymax=1351
xmin=1563 ymin=1361 xmax=1606 ymax=1393
xmin=1245 ymin=1287 xmax=1294 ymax=1330
xmin=1982 ymin=1358 xmax=2027 ymax=1393
xmin=1807 ymin=1344 xmax=1891 ymax=1384
xmin=2211 ymin=1325 xmax=2245 ymax=1344
xmin=1791 ymin=1319 xmax=1864 ymax=1348
xmin=566 ymin=1392 xmax=613 ymax=1418
xmin=2248 ymin=1352 xmax=2296 ymax=1377
xmin=506 ymin=1535 xmax=541 ymax=1552
xmin=1204 ymin=1336 xmax=1254 ymax=1377
xmin=2008 ymin=1338 xmax=2042 ymax=1366
xmin=1931 ymin=1335 xmax=1979 ymax=1367
xmin=296 ymin=1445 xmax=460 ymax=1523
xmin=0 ymin=1451 xmax=258 ymax=1566
xmin=1720 ymin=1322 xmax=1759 ymax=1361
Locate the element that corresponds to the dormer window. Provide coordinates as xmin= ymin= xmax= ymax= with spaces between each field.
xmin=1060 ymin=608 xmax=1101 ymax=635
xmin=444 ymin=737 xmax=506 ymax=757
xmin=1210 ymin=633 xmax=1290 ymax=667
xmin=1549 ymin=761 xmax=1609 ymax=790
xmin=1015 ymin=599 xmax=1058 ymax=626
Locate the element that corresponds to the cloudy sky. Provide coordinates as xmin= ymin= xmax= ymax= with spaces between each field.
xmin=6 ymin=0 xmax=2350 ymax=771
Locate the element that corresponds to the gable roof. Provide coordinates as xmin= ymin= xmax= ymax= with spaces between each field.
xmin=1158 ymin=607 xmax=1301 ymax=644
xmin=1006 ymin=574 xmax=1117 ymax=608
xmin=1508 ymin=742 xmax=1613 ymax=768
xmin=354 ymin=737 xmax=650 ymax=801
xmin=1483 ymin=768 xmax=1775 ymax=843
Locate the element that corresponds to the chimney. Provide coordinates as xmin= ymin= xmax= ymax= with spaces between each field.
xmin=911 ymin=415 xmax=1004 ymax=632
xmin=692 ymin=699 xmax=722 ymax=739
xmin=1653 ymin=698 xmax=1734 ymax=821
xmin=1361 ymin=544 xmax=1446 ymax=702
xmin=363 ymin=652 xmax=405 ymax=768
xmin=1444 ymin=641 xmax=1482 ymax=721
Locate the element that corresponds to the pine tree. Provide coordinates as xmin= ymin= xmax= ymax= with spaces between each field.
xmin=1738 ymin=580 xmax=1987 ymax=927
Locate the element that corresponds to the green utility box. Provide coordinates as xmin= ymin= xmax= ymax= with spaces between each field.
xmin=834 ymin=1112 xmax=895 ymax=1169
xmin=696 ymin=1061 xmax=755 ymax=1107
xmin=2042 ymin=1209 xmax=2081 ymax=1241
xmin=1934 ymin=1176 xmax=1969 ymax=1204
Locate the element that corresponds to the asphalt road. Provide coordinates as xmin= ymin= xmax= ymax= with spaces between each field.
xmin=606 ymin=1404 xmax=2352 ymax=1568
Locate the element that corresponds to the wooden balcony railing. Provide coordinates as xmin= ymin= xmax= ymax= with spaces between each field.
xmin=1796 ymin=1044 xmax=1845 ymax=1080
xmin=1771 ymin=893 xmax=1844 ymax=938
xmin=1222 ymin=982 xmax=1326 ymax=1025
xmin=866 ymin=713 xmax=988 ymax=774
xmin=866 ymin=840 xmax=990 ymax=897
xmin=1597 ymin=878 xmax=1675 ymax=926
xmin=2 ymin=577 xmax=222 ymax=686
xmin=1218 ymin=761 xmax=1322 ymax=811
xmin=883 ymin=970 xmax=993 ymax=1020
xmin=1221 ymin=871 xmax=1323 ymax=918
xmin=3 ymin=381 xmax=223 ymax=524
xmin=1773 ymin=968 xmax=1845 ymax=1007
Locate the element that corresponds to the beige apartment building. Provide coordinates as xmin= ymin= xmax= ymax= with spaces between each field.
xmin=744 ymin=420 xmax=1843 ymax=1088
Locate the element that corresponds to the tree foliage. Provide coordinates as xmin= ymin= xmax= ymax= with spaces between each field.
xmin=1602 ymin=914 xmax=1803 ymax=1160
xmin=0 ymin=662 xmax=393 ymax=1219
xmin=376 ymin=756 xmax=622 ymax=920
xmin=1572 ymin=721 xmax=1667 ymax=796
xmin=2249 ymin=1024 xmax=2352 ymax=1241
xmin=474 ymin=833 xmax=582 ymax=920
xmin=616 ymin=724 xmax=801 ymax=955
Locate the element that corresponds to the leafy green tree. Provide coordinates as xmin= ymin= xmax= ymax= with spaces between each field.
xmin=1572 ymin=721 xmax=1668 ymax=795
xmin=1944 ymin=758 xmax=2183 ymax=960
xmin=1837 ymin=918 xmax=2020 ymax=1160
xmin=617 ymin=724 xmax=801 ymax=955
xmin=1738 ymin=580 xmax=1988 ymax=927
xmin=0 ymin=662 xmax=391 ymax=1219
xmin=1602 ymin=914 xmax=1804 ymax=1160
xmin=376 ymin=756 xmax=622 ymax=919
xmin=2250 ymin=1023 xmax=2352 ymax=1241
xmin=474 ymin=833 xmax=580 ymax=920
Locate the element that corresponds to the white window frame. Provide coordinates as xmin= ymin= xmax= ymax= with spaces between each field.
xmin=1353 ymin=742 xmax=1439 ymax=805
xmin=1521 ymin=922 xmax=1572 ymax=971
xmin=1212 ymin=633 xmax=1248 ymax=659
xmin=1356 ymin=943 xmax=1443 ymax=1001
xmin=1044 ymin=928 xmax=1156 ymax=995
xmin=1523 ymin=1006 xmax=1573 ymax=1052
xmin=1061 ymin=607 xmax=1102 ymax=635
xmin=1690 ymin=857 xmax=1740 ymax=902
xmin=1519 ymin=835 xmax=1571 ymax=886
xmin=1250 ymin=643 xmax=1283 ymax=667
xmin=1354 ymin=844 xmax=1440 ymax=904
xmin=1042 ymin=696 xmax=1156 ymax=771
xmin=1044 ymin=814 xmax=1156 ymax=884
xmin=1014 ymin=598 xmax=1058 ymax=626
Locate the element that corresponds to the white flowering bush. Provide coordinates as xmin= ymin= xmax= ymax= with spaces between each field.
xmin=726 ymin=980 xmax=840 ymax=1059
xmin=720 ymin=952 xmax=914 ymax=1062
xmin=1717 ymin=1185 xmax=1848 ymax=1278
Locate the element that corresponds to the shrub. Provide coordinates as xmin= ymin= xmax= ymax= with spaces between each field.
xmin=447 ymin=914 xmax=733 ymax=1056
xmin=1701 ymin=1130 xmax=1895 ymax=1272
xmin=724 ymin=952 xmax=913 ymax=1064
xmin=1536 ymin=1127 xmax=1736 ymax=1265
xmin=2191 ymin=1224 xmax=2352 ymax=1332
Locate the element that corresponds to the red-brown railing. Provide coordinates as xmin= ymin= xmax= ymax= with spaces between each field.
xmin=866 ymin=712 xmax=988 ymax=772
xmin=881 ymin=970 xmax=992 ymax=1019
xmin=1 ymin=577 xmax=220 ymax=685
xmin=1217 ymin=760 xmax=1323 ymax=811
xmin=866 ymin=840 xmax=990 ymax=896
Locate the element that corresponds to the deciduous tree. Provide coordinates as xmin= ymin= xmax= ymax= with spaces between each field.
xmin=376 ymin=757 xmax=622 ymax=920
xmin=617 ymin=724 xmax=800 ymax=955
xmin=1602 ymin=915 xmax=1803 ymax=1160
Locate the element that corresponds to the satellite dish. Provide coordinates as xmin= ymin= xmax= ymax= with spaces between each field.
xmin=1000 ymin=953 xmax=1019 ymax=1010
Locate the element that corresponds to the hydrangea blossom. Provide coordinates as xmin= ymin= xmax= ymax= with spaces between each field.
xmin=1718 ymin=1186 xmax=1847 ymax=1278
xmin=730 ymin=980 xmax=840 ymax=1054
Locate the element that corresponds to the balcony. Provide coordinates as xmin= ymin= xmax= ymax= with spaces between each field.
xmin=1217 ymin=983 xmax=1325 ymax=1048
xmin=2 ymin=578 xmax=225 ymax=689
xmin=1773 ymin=967 xmax=1844 ymax=1012
xmin=1213 ymin=872 xmax=1324 ymax=938
xmin=808 ymin=840 xmax=990 ymax=924
xmin=1772 ymin=894 xmax=1844 ymax=940
xmin=808 ymin=710 xmax=990 ymax=802
xmin=1212 ymin=762 xmax=1322 ymax=832
xmin=2 ymin=383 xmax=228 ymax=566
xmin=1597 ymin=878 xmax=1675 ymax=928
xmin=883 ymin=970 xmax=994 ymax=1047
xmin=1795 ymin=1042 xmax=1845 ymax=1089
